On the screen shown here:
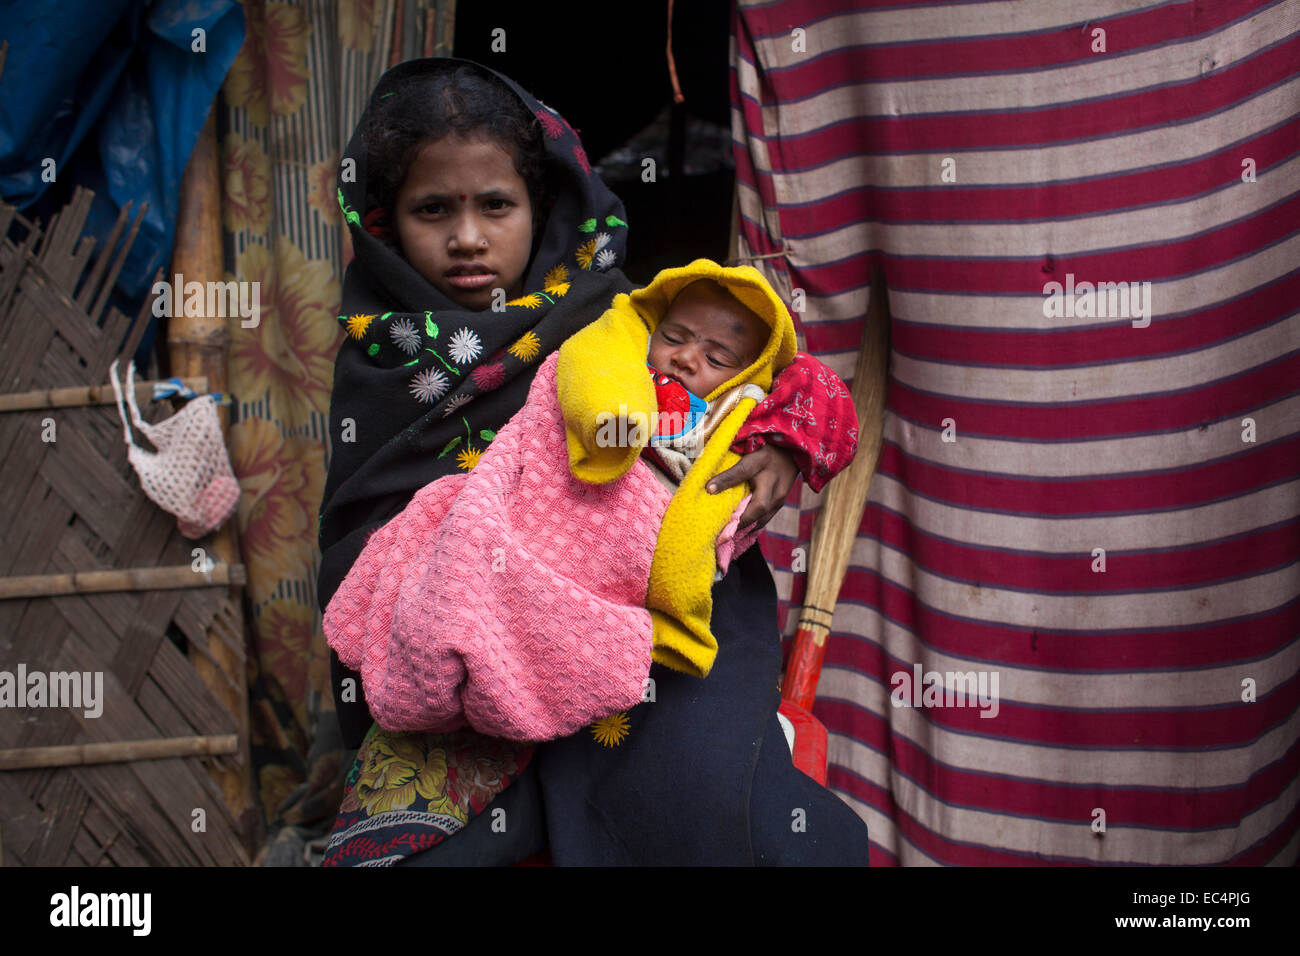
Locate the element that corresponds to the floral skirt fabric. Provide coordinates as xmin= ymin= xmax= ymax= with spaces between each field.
xmin=322 ymin=725 xmax=531 ymax=866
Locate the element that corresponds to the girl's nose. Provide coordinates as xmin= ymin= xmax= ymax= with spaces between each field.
xmin=449 ymin=214 xmax=487 ymax=253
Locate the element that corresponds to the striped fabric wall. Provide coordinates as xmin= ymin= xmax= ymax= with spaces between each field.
xmin=731 ymin=0 xmax=1300 ymax=865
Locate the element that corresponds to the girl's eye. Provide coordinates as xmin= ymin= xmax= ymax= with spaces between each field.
xmin=485 ymin=198 xmax=510 ymax=211
xmin=419 ymin=203 xmax=446 ymax=215
xmin=708 ymin=356 xmax=728 ymax=368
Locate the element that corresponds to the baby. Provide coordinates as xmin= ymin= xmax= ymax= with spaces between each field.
xmin=555 ymin=259 xmax=802 ymax=680
xmin=641 ymin=277 xmax=773 ymax=491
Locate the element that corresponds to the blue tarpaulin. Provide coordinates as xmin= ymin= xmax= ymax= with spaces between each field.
xmin=0 ymin=0 xmax=244 ymax=361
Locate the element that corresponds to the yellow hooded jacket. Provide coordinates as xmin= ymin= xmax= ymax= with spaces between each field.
xmin=555 ymin=259 xmax=798 ymax=677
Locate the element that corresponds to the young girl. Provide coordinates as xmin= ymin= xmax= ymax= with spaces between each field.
xmin=318 ymin=58 xmax=869 ymax=865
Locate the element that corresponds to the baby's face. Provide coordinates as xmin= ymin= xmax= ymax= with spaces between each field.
xmin=647 ymin=282 xmax=769 ymax=398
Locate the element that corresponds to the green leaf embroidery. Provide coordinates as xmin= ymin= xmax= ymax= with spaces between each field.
xmin=403 ymin=358 xmax=419 ymax=367
xmin=578 ymin=218 xmax=597 ymax=233
xmin=424 ymin=312 xmax=438 ymax=338
xmin=367 ymin=343 xmax=380 ymax=357
xmin=605 ymin=215 xmax=627 ymax=228
xmin=380 ymin=311 xmax=393 ymax=322
xmin=437 ymin=436 xmax=462 ymax=458
xmin=337 ymin=187 xmax=361 ymax=227
xmin=479 ymin=429 xmax=496 ymax=442
xmin=426 ymin=347 xmax=459 ymax=375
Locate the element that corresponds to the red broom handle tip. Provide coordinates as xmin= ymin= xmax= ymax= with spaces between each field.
xmin=783 ymin=625 xmax=829 ymax=711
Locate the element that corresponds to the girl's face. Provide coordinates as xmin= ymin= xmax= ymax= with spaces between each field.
xmin=393 ymin=133 xmax=534 ymax=311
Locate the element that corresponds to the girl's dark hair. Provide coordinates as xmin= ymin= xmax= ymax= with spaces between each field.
xmin=361 ymin=64 xmax=554 ymax=232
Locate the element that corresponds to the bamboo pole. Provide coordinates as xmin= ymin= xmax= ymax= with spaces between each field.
xmin=0 ymin=735 xmax=238 ymax=771
xmin=169 ymin=102 xmax=258 ymax=852
xmin=170 ymin=110 xmax=229 ymax=369
xmin=0 ymin=564 xmax=246 ymax=600
xmin=0 ymin=377 xmax=208 ymax=412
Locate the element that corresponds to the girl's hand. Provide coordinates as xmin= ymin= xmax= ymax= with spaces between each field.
xmin=706 ymin=443 xmax=799 ymax=530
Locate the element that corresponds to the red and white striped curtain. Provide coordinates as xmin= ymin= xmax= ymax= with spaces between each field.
xmin=732 ymin=0 xmax=1300 ymax=865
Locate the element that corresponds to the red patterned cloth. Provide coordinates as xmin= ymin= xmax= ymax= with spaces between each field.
xmin=733 ymin=351 xmax=859 ymax=493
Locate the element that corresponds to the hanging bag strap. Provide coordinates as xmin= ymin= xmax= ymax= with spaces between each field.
xmin=122 ymin=359 xmax=152 ymax=433
xmin=108 ymin=358 xmax=138 ymax=449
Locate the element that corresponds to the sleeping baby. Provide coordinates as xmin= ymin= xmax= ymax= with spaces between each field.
xmin=639 ymin=278 xmax=773 ymax=577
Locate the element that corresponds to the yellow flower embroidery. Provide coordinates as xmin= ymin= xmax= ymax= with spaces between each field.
xmin=505 ymin=293 xmax=543 ymax=309
xmin=456 ymin=446 xmax=483 ymax=471
xmin=543 ymin=263 xmax=570 ymax=296
xmin=575 ymin=239 xmax=598 ymax=270
xmin=508 ymin=331 xmax=542 ymax=362
xmin=345 ymin=313 xmax=375 ymax=341
xmin=590 ymin=711 xmax=630 ymax=747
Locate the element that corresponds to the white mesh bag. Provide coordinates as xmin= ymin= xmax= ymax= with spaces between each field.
xmin=109 ymin=357 xmax=240 ymax=539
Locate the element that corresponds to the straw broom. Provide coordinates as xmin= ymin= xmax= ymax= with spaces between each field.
xmin=782 ymin=267 xmax=891 ymax=711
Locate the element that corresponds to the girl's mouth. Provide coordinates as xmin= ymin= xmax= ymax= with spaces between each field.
xmin=441 ymin=273 xmax=491 ymax=287
xmin=441 ymin=265 xmax=491 ymax=287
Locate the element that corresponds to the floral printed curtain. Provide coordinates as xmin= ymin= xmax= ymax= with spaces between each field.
xmin=218 ymin=0 xmax=402 ymax=862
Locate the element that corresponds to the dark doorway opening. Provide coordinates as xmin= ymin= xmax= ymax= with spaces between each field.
xmin=453 ymin=0 xmax=735 ymax=284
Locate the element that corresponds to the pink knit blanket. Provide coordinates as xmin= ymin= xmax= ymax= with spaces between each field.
xmin=324 ymin=352 xmax=754 ymax=742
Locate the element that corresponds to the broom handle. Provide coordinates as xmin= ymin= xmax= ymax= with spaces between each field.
xmin=785 ymin=617 xmax=834 ymax=711
xmin=783 ymin=269 xmax=891 ymax=712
